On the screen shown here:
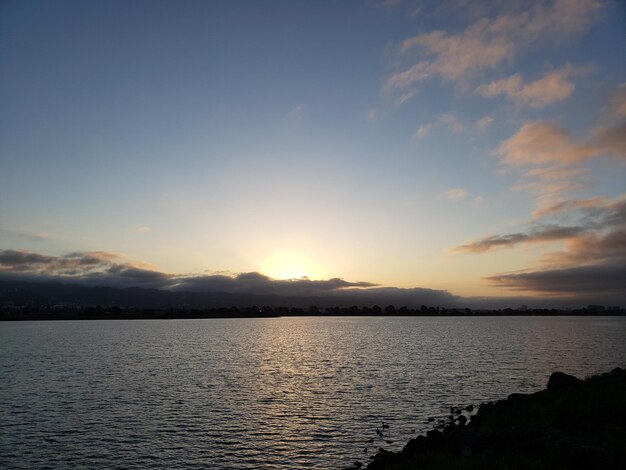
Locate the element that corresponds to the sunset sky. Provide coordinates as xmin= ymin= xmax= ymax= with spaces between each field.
xmin=1 ymin=0 xmax=624 ymax=306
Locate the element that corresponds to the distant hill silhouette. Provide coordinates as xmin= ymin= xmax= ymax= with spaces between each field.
xmin=0 ymin=279 xmax=454 ymax=310
xmin=0 ymin=279 xmax=319 ymax=309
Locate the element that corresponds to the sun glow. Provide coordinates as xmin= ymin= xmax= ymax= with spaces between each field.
xmin=260 ymin=251 xmax=322 ymax=280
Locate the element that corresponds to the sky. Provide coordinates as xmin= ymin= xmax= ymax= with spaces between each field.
xmin=0 ymin=0 xmax=625 ymax=307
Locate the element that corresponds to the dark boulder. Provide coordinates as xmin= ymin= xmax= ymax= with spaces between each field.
xmin=547 ymin=371 xmax=582 ymax=391
xmin=351 ymin=369 xmax=626 ymax=470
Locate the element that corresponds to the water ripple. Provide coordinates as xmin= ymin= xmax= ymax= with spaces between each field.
xmin=1 ymin=316 xmax=625 ymax=469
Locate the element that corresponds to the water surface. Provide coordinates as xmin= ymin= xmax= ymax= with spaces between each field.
xmin=1 ymin=316 xmax=625 ymax=469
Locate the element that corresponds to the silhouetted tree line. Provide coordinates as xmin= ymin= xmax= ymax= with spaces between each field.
xmin=1 ymin=304 xmax=624 ymax=321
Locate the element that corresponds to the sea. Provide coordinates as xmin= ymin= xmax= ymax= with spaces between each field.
xmin=1 ymin=316 xmax=625 ymax=469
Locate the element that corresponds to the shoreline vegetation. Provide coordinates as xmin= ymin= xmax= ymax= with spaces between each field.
xmin=1 ymin=305 xmax=625 ymax=321
xmin=344 ymin=368 xmax=626 ymax=470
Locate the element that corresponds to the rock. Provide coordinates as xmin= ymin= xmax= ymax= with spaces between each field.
xmin=507 ymin=392 xmax=528 ymax=401
xmin=547 ymin=371 xmax=582 ymax=391
xmin=351 ymin=369 xmax=626 ymax=470
xmin=465 ymin=404 xmax=474 ymax=412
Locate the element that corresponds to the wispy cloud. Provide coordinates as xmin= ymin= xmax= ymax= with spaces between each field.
xmin=471 ymin=195 xmax=485 ymax=207
xmin=495 ymin=123 xmax=594 ymax=215
xmin=370 ymin=0 xmax=405 ymax=9
xmin=397 ymin=91 xmax=416 ymax=105
xmin=496 ymin=122 xmax=597 ymax=167
xmin=475 ymin=116 xmax=493 ymax=130
xmin=413 ymin=122 xmax=436 ymax=140
xmin=443 ymin=188 xmax=485 ymax=207
xmin=286 ymin=104 xmax=304 ymax=121
xmin=413 ymin=113 xmax=463 ymax=140
xmin=476 ymin=64 xmax=593 ymax=108
xmin=590 ymin=122 xmax=626 ymax=159
xmin=445 ymin=188 xmax=468 ymax=201
xmin=453 ymin=225 xmax=584 ymax=253
xmin=609 ymin=83 xmax=626 ymax=119
xmin=532 ymin=196 xmax=607 ymax=218
xmin=0 ymin=229 xmax=50 ymax=241
xmin=387 ymin=0 xmax=601 ymax=95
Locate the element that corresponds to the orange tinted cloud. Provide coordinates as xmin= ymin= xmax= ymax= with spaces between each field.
xmin=476 ymin=65 xmax=592 ymax=108
xmin=496 ymin=122 xmax=596 ymax=166
xmin=388 ymin=0 xmax=601 ymax=92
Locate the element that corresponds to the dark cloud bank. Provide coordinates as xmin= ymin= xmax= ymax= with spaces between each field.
xmin=0 ymin=249 xmax=457 ymax=308
xmin=1 ymin=248 xmax=623 ymax=309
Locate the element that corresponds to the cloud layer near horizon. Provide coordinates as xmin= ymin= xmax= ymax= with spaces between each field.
xmin=0 ymin=249 xmax=460 ymax=306
xmin=1 ymin=247 xmax=623 ymax=307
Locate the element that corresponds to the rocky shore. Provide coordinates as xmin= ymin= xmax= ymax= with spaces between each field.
xmin=345 ymin=368 xmax=626 ymax=470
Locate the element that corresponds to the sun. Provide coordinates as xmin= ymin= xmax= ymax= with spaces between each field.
xmin=260 ymin=251 xmax=321 ymax=280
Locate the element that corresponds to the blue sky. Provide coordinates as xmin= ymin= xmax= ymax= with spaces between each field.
xmin=1 ymin=0 xmax=625 ymax=305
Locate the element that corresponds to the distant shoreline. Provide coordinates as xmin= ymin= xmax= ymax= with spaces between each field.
xmin=1 ymin=308 xmax=624 ymax=321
